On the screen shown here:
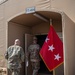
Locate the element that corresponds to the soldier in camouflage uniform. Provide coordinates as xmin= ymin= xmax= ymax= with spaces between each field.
xmin=5 ymin=39 xmax=25 ymax=75
xmin=28 ymin=36 xmax=40 ymax=75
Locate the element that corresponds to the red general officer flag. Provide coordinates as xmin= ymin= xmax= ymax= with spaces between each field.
xmin=40 ymin=25 xmax=64 ymax=71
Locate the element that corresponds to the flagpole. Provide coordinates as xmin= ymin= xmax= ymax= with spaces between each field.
xmin=53 ymin=70 xmax=56 ymax=75
xmin=50 ymin=19 xmax=52 ymax=25
xmin=50 ymin=19 xmax=56 ymax=75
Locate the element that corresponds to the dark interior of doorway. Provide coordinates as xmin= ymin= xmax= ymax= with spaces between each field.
xmin=36 ymin=35 xmax=53 ymax=75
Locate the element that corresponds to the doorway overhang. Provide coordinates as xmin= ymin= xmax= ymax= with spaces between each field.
xmin=9 ymin=11 xmax=62 ymax=27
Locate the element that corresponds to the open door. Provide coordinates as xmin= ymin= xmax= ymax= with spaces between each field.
xmin=36 ymin=35 xmax=53 ymax=75
xmin=25 ymin=34 xmax=33 ymax=75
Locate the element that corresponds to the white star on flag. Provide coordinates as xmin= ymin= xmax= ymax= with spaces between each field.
xmin=54 ymin=54 xmax=61 ymax=61
xmin=45 ymin=37 xmax=50 ymax=43
xmin=48 ymin=44 xmax=55 ymax=52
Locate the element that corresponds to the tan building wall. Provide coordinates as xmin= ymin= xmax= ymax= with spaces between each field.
xmin=0 ymin=0 xmax=75 ymax=75
xmin=0 ymin=4 xmax=7 ymax=67
xmin=0 ymin=0 xmax=74 ymax=23
xmin=31 ymin=21 xmax=62 ymax=35
xmin=51 ymin=0 xmax=75 ymax=23
xmin=8 ymin=22 xmax=31 ymax=47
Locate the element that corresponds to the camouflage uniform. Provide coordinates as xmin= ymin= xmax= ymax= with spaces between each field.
xmin=28 ymin=43 xmax=40 ymax=75
xmin=5 ymin=45 xmax=25 ymax=75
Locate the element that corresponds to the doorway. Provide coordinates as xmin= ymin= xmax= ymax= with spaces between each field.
xmin=36 ymin=35 xmax=53 ymax=75
xmin=8 ymin=11 xmax=63 ymax=75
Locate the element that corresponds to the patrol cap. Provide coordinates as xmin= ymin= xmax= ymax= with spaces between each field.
xmin=33 ymin=36 xmax=37 ymax=40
